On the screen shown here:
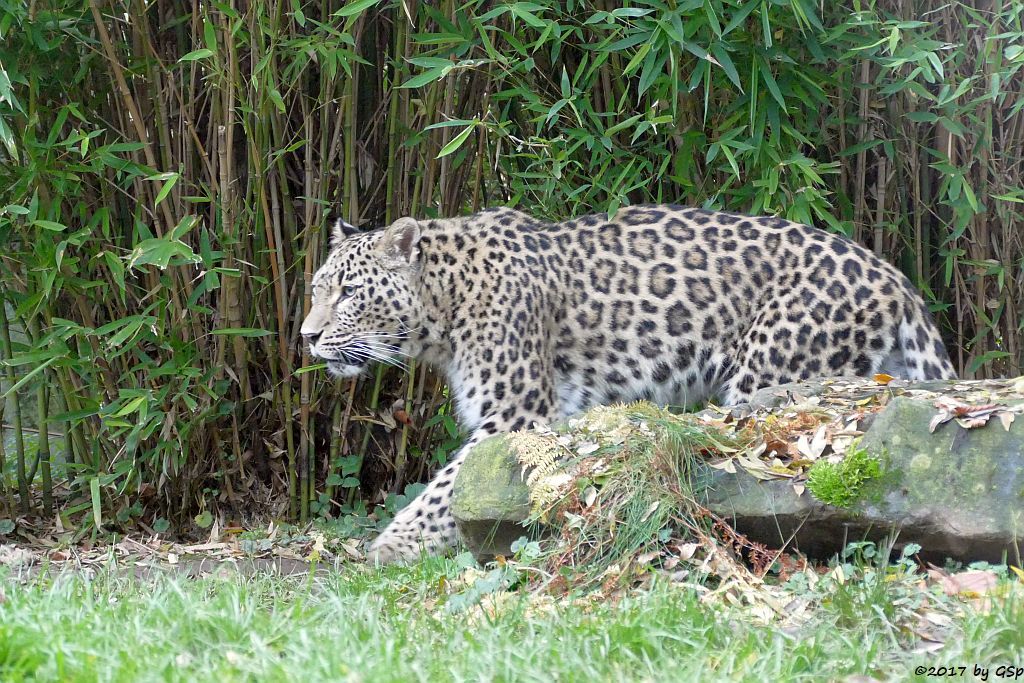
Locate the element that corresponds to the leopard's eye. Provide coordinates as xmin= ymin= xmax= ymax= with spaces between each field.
xmin=342 ymin=284 xmax=358 ymax=297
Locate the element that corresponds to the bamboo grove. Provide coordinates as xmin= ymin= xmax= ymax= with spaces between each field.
xmin=0 ymin=0 xmax=1021 ymax=531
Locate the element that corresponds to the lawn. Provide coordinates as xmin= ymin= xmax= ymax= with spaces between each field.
xmin=1 ymin=548 xmax=1022 ymax=683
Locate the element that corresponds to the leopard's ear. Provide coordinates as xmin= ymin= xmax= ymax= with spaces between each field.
xmin=329 ymin=217 xmax=360 ymax=248
xmin=377 ymin=217 xmax=421 ymax=267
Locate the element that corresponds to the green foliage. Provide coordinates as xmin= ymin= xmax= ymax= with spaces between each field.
xmin=0 ymin=0 xmax=1022 ymax=529
xmin=806 ymin=448 xmax=882 ymax=508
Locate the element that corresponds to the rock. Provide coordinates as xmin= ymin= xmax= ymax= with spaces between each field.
xmin=451 ymin=434 xmax=531 ymax=560
xmin=452 ymin=380 xmax=1024 ymax=564
xmin=704 ymin=396 xmax=1024 ymax=562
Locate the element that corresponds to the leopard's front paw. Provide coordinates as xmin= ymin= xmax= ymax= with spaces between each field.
xmin=365 ymin=534 xmax=422 ymax=566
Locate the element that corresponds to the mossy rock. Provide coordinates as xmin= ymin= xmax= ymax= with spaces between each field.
xmin=452 ymin=388 xmax=1024 ymax=564
xmin=687 ymin=395 xmax=1024 ymax=563
xmin=451 ymin=434 xmax=531 ymax=560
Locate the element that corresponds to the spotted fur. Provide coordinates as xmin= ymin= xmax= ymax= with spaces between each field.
xmin=301 ymin=205 xmax=955 ymax=563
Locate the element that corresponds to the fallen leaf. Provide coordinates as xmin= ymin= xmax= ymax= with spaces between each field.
xmin=640 ymin=501 xmax=660 ymax=523
xmin=919 ymin=611 xmax=953 ymax=628
xmin=637 ymin=550 xmax=659 ymax=565
xmin=674 ymin=543 xmax=699 ymax=561
xmin=874 ymin=373 xmax=895 ymax=385
xmin=708 ymin=459 xmax=737 ymax=474
xmin=809 ymin=425 xmax=828 ymax=458
xmin=0 ymin=545 xmax=34 ymax=567
xmin=928 ymin=567 xmax=999 ymax=598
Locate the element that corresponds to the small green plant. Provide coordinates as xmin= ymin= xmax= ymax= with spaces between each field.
xmin=806 ymin=448 xmax=882 ymax=508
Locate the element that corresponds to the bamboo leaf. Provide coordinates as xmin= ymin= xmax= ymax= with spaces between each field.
xmin=436 ymin=123 xmax=476 ymax=158
xmin=178 ymin=49 xmax=214 ymax=62
xmin=91 ymin=477 xmax=102 ymax=528
xmin=151 ymin=172 xmax=180 ymax=207
xmin=703 ymin=2 xmax=722 ymax=37
xmin=1 ymin=356 xmax=58 ymax=398
xmin=33 ymin=220 xmax=66 ymax=232
xmin=0 ymin=349 xmax=65 ymax=366
xmin=757 ymin=58 xmax=787 ymax=112
xmin=400 ymin=65 xmax=452 ymax=89
xmin=723 ymin=0 xmax=758 ymax=35
xmin=710 ymin=44 xmax=742 ymax=89
xmin=211 ymin=328 xmax=274 ymax=337
xmin=203 ymin=19 xmax=217 ymax=53
xmin=334 ymin=0 xmax=381 ymax=17
xmin=112 ymin=396 xmax=148 ymax=418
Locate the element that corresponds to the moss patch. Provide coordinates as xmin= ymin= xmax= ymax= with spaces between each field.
xmin=806 ymin=448 xmax=882 ymax=508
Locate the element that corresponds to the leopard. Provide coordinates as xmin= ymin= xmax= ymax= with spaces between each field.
xmin=300 ymin=204 xmax=955 ymax=564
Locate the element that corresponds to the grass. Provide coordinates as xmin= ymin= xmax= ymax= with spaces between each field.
xmin=1 ymin=555 xmax=1022 ymax=683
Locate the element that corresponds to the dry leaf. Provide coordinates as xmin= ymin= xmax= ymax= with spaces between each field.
xmin=809 ymin=425 xmax=828 ymax=457
xmin=928 ymin=567 xmax=999 ymax=598
xmin=708 ymin=459 xmax=737 ymax=474
xmin=637 ymin=550 xmax=659 ymax=565
xmin=873 ymin=373 xmax=895 ymax=385
xmin=0 ymin=545 xmax=34 ymax=567
xmin=640 ymin=501 xmax=660 ymax=523
xmin=675 ymin=542 xmax=699 ymax=561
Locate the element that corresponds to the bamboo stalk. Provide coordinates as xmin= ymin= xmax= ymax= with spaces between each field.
xmin=873 ymin=156 xmax=887 ymax=257
xmin=35 ymin=380 xmax=52 ymax=516
xmin=0 ymin=385 xmax=12 ymax=514
xmin=853 ymin=58 xmax=871 ymax=244
xmin=0 ymin=300 xmax=28 ymax=512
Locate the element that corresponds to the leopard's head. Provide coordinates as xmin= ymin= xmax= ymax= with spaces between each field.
xmin=301 ymin=217 xmax=425 ymax=378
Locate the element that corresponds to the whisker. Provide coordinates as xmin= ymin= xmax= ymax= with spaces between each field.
xmin=360 ymin=342 xmax=413 ymax=358
xmin=346 ymin=344 xmax=409 ymax=371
